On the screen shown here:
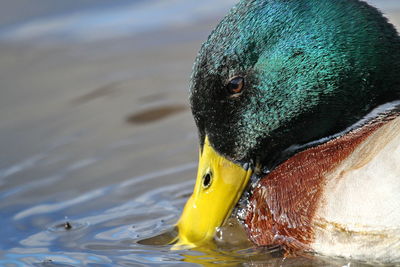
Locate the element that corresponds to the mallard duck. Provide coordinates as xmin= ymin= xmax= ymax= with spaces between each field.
xmin=175 ymin=0 xmax=400 ymax=262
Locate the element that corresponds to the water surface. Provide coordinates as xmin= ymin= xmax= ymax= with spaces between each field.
xmin=0 ymin=1 xmax=399 ymax=266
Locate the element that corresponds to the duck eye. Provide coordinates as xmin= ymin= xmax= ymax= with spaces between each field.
xmin=202 ymin=172 xmax=212 ymax=189
xmin=226 ymin=76 xmax=244 ymax=96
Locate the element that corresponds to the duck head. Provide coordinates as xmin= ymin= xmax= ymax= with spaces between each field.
xmin=176 ymin=0 xmax=400 ymax=248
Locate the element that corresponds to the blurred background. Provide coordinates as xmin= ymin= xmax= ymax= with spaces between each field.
xmin=0 ymin=1 xmax=399 ymax=266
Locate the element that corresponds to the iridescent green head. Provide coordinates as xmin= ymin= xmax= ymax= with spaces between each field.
xmin=190 ymin=0 xmax=400 ymax=167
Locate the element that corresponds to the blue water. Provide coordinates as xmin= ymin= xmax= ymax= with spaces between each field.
xmin=0 ymin=1 xmax=399 ymax=266
xmin=0 ymin=0 xmax=237 ymax=43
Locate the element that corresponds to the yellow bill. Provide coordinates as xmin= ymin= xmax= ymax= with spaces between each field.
xmin=174 ymin=136 xmax=253 ymax=249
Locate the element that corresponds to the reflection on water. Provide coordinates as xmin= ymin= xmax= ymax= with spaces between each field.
xmin=126 ymin=105 xmax=188 ymax=125
xmin=0 ymin=0 xmax=239 ymax=43
xmin=0 ymin=0 xmax=399 ymax=266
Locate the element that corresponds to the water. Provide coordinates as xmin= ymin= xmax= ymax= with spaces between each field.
xmin=0 ymin=1 xmax=399 ymax=266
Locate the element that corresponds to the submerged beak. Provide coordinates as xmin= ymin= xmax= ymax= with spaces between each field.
xmin=174 ymin=136 xmax=252 ymax=248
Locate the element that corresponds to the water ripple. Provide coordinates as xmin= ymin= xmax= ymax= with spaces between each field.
xmin=0 ymin=0 xmax=237 ymax=43
xmin=118 ymin=162 xmax=196 ymax=188
xmin=14 ymin=187 xmax=109 ymax=220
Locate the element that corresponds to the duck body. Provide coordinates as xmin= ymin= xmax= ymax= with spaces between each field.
xmin=245 ymin=105 xmax=400 ymax=261
xmin=176 ymin=0 xmax=400 ymax=262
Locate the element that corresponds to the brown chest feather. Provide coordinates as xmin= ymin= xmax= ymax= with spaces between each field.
xmin=244 ymin=114 xmax=397 ymax=253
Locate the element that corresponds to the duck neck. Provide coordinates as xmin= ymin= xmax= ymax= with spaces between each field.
xmin=264 ymin=100 xmax=400 ymax=170
xmin=237 ymin=100 xmax=400 ymax=253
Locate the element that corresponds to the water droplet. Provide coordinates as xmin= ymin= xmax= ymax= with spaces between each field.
xmin=48 ymin=220 xmax=88 ymax=233
xmin=64 ymin=221 xmax=72 ymax=230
